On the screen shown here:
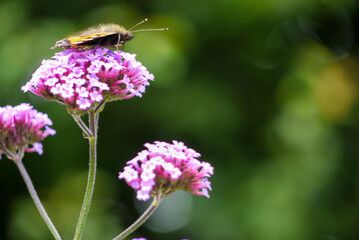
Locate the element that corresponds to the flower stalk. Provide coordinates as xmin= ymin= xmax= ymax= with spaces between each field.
xmin=72 ymin=115 xmax=92 ymax=137
xmin=15 ymin=156 xmax=62 ymax=240
xmin=113 ymin=195 xmax=162 ymax=240
xmin=73 ymin=111 xmax=98 ymax=240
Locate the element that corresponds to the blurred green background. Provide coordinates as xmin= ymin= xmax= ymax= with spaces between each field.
xmin=1 ymin=0 xmax=359 ymax=239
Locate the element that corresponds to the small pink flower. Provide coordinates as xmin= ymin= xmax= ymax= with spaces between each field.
xmin=0 ymin=103 xmax=55 ymax=160
xmin=119 ymin=141 xmax=214 ymax=201
xmin=22 ymin=47 xmax=154 ymax=115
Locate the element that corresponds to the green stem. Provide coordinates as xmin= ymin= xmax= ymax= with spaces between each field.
xmin=73 ymin=111 xmax=98 ymax=240
xmin=113 ymin=195 xmax=162 ymax=240
xmin=72 ymin=115 xmax=92 ymax=137
xmin=15 ymin=159 xmax=62 ymax=240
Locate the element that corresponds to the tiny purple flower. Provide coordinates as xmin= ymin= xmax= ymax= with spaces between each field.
xmin=0 ymin=103 xmax=55 ymax=160
xmin=119 ymin=141 xmax=214 ymax=201
xmin=22 ymin=47 xmax=154 ymax=115
xmin=26 ymin=142 xmax=44 ymax=155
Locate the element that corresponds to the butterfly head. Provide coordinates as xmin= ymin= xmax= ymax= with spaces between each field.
xmin=51 ymin=39 xmax=70 ymax=49
xmin=121 ymin=31 xmax=135 ymax=43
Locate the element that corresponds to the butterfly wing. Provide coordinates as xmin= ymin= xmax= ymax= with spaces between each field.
xmin=52 ymin=32 xmax=120 ymax=49
xmin=79 ymin=33 xmax=120 ymax=47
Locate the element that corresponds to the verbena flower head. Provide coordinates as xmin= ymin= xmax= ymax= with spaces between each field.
xmin=0 ymin=103 xmax=55 ymax=160
xmin=22 ymin=47 xmax=154 ymax=115
xmin=119 ymin=141 xmax=214 ymax=201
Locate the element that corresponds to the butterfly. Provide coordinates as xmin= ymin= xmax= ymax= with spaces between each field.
xmin=51 ymin=19 xmax=168 ymax=50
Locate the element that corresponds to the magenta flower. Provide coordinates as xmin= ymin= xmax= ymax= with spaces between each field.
xmin=22 ymin=47 xmax=154 ymax=115
xmin=0 ymin=103 xmax=56 ymax=160
xmin=119 ymin=141 xmax=214 ymax=201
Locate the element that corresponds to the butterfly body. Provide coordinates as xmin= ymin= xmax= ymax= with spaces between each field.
xmin=51 ymin=23 xmax=135 ymax=49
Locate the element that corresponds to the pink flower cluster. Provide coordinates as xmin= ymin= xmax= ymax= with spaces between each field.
xmin=119 ymin=141 xmax=214 ymax=201
xmin=0 ymin=103 xmax=56 ymax=159
xmin=22 ymin=47 xmax=154 ymax=114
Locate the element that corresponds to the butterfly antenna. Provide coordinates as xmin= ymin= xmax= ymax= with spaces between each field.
xmin=128 ymin=18 xmax=148 ymax=31
xmin=131 ymin=28 xmax=169 ymax=33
